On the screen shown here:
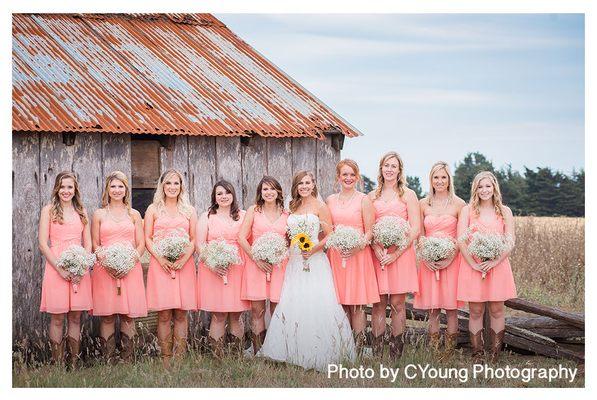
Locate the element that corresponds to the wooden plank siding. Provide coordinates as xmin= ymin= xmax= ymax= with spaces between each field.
xmin=267 ymin=138 xmax=293 ymax=201
xmin=316 ymin=134 xmax=340 ymax=199
xmin=188 ymin=136 xmax=217 ymax=214
xmin=240 ymin=136 xmax=268 ymax=208
xmin=215 ymin=137 xmax=242 ymax=205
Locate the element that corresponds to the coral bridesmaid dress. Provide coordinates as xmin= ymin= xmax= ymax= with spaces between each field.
xmin=241 ymin=210 xmax=289 ymax=303
xmin=414 ymin=214 xmax=462 ymax=310
xmin=327 ymin=192 xmax=380 ymax=305
xmin=198 ymin=211 xmax=250 ymax=312
xmin=457 ymin=211 xmax=517 ymax=302
xmin=372 ymin=196 xmax=419 ymax=295
xmin=40 ymin=217 xmax=93 ymax=313
xmin=146 ymin=213 xmax=197 ymax=311
xmin=91 ymin=216 xmax=148 ymax=317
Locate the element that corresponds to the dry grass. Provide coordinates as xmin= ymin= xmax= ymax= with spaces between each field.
xmin=511 ymin=217 xmax=584 ymax=312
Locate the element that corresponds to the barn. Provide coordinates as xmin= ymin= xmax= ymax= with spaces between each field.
xmin=12 ymin=13 xmax=361 ymax=347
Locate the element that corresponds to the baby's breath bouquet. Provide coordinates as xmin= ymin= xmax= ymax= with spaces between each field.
xmin=251 ymin=232 xmax=288 ymax=282
xmin=95 ymin=242 xmax=139 ymax=295
xmin=154 ymin=229 xmax=190 ymax=279
xmin=56 ymin=245 xmax=96 ymax=293
xmin=288 ymin=219 xmax=316 ymax=272
xmin=325 ymin=225 xmax=366 ymax=268
xmin=200 ymin=240 xmax=242 ymax=285
xmin=372 ymin=216 xmax=411 ymax=271
xmin=416 ymin=236 xmax=456 ymax=281
xmin=467 ymin=231 xmax=512 ymax=279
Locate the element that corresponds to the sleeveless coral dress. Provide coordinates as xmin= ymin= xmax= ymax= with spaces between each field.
xmin=372 ymin=196 xmax=419 ymax=295
xmin=91 ymin=217 xmax=148 ymax=317
xmin=457 ymin=211 xmax=517 ymax=302
xmin=198 ymin=211 xmax=250 ymax=312
xmin=327 ymin=192 xmax=380 ymax=305
xmin=241 ymin=210 xmax=288 ymax=303
xmin=40 ymin=216 xmax=93 ymax=313
xmin=146 ymin=213 xmax=197 ymax=311
xmin=413 ymin=214 xmax=462 ymax=310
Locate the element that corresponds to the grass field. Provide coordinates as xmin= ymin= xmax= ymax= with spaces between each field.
xmin=12 ymin=216 xmax=585 ymax=388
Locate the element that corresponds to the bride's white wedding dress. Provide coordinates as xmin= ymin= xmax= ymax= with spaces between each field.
xmin=258 ymin=213 xmax=356 ymax=371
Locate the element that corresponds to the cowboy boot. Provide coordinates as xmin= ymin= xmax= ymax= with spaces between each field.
xmin=371 ymin=334 xmax=384 ymax=358
xmin=388 ymin=333 xmax=404 ymax=360
xmin=489 ymin=329 xmax=505 ymax=363
xmin=429 ymin=332 xmax=441 ymax=358
xmin=353 ymin=331 xmax=368 ymax=359
xmin=227 ymin=333 xmax=244 ymax=357
xmin=158 ymin=332 xmax=173 ymax=369
xmin=50 ymin=338 xmax=64 ymax=366
xmin=208 ymin=335 xmax=225 ymax=359
xmin=442 ymin=332 xmax=459 ymax=360
xmin=120 ymin=332 xmax=135 ymax=363
xmin=99 ymin=333 xmax=117 ymax=365
xmin=66 ymin=336 xmax=80 ymax=369
xmin=251 ymin=330 xmax=266 ymax=355
xmin=173 ymin=335 xmax=188 ymax=358
xmin=469 ymin=330 xmax=484 ymax=364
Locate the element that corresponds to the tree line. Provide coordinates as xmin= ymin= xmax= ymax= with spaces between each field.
xmin=363 ymin=152 xmax=584 ymax=217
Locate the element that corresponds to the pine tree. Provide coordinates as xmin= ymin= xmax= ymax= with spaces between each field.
xmin=453 ymin=152 xmax=495 ymax=200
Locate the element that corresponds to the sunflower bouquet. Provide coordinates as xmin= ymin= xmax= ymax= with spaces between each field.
xmin=288 ymin=219 xmax=316 ymax=272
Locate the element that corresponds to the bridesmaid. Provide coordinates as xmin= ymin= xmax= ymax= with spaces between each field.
xmin=457 ymin=171 xmax=516 ymax=362
xmin=91 ymin=171 xmax=147 ymax=363
xmin=413 ymin=162 xmax=465 ymax=358
xmin=145 ymin=169 xmax=197 ymax=367
xmin=38 ymin=171 xmax=92 ymax=368
xmin=368 ymin=152 xmax=420 ymax=359
xmin=327 ymin=159 xmax=380 ymax=356
xmin=197 ymin=180 xmax=250 ymax=358
xmin=238 ymin=176 xmax=288 ymax=355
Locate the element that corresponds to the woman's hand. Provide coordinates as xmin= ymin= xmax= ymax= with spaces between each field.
xmin=56 ymin=267 xmax=72 ymax=281
xmin=340 ymin=247 xmax=359 ymax=259
xmin=380 ymin=251 xmax=400 ymax=266
xmin=255 ymin=259 xmax=273 ymax=274
xmin=430 ymin=258 xmax=451 ymax=271
xmin=372 ymin=245 xmax=385 ymax=261
xmin=301 ymin=250 xmax=312 ymax=260
xmin=157 ymin=256 xmax=173 ymax=274
xmin=70 ymin=274 xmax=82 ymax=284
xmin=214 ymin=266 xmax=228 ymax=277
xmin=478 ymin=260 xmax=497 ymax=273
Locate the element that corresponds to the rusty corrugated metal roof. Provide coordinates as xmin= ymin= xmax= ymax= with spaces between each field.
xmin=12 ymin=13 xmax=361 ymax=138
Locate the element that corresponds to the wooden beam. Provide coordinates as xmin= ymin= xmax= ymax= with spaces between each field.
xmin=505 ymin=298 xmax=584 ymax=329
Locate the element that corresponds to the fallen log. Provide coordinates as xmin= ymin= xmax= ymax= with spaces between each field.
xmin=505 ymin=298 xmax=584 ymax=329
xmin=506 ymin=316 xmax=584 ymax=340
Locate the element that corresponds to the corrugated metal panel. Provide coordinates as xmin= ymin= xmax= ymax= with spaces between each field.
xmin=12 ymin=13 xmax=361 ymax=138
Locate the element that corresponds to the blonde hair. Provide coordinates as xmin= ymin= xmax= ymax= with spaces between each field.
xmin=374 ymin=151 xmax=406 ymax=199
xmin=152 ymin=169 xmax=193 ymax=218
xmin=469 ymin=171 xmax=504 ymax=217
xmin=289 ymin=170 xmax=318 ymax=213
xmin=49 ymin=171 xmax=88 ymax=225
xmin=425 ymin=161 xmax=455 ymax=206
xmin=101 ymin=171 xmax=134 ymax=221
xmin=335 ymin=159 xmax=362 ymax=191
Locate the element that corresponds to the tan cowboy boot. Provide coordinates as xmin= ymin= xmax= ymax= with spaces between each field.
xmin=251 ymin=330 xmax=266 ymax=355
xmin=388 ymin=333 xmax=404 ymax=360
xmin=172 ymin=335 xmax=188 ymax=358
xmin=469 ymin=330 xmax=484 ymax=364
xmin=489 ymin=329 xmax=505 ymax=363
xmin=429 ymin=332 xmax=441 ymax=358
xmin=353 ymin=331 xmax=368 ymax=359
xmin=158 ymin=333 xmax=173 ymax=369
xmin=66 ymin=336 xmax=80 ymax=369
xmin=227 ymin=334 xmax=244 ymax=357
xmin=99 ymin=333 xmax=117 ymax=365
xmin=50 ymin=338 xmax=64 ymax=366
xmin=371 ymin=334 xmax=384 ymax=358
xmin=120 ymin=332 xmax=135 ymax=363
xmin=442 ymin=332 xmax=459 ymax=360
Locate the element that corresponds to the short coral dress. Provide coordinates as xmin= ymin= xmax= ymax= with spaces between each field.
xmin=91 ymin=216 xmax=148 ymax=317
xmin=372 ymin=196 xmax=419 ymax=295
xmin=241 ymin=210 xmax=288 ymax=303
xmin=327 ymin=192 xmax=380 ymax=305
xmin=414 ymin=214 xmax=462 ymax=310
xmin=457 ymin=211 xmax=517 ymax=302
xmin=39 ymin=216 xmax=93 ymax=314
xmin=146 ymin=212 xmax=197 ymax=311
xmin=198 ymin=211 xmax=250 ymax=312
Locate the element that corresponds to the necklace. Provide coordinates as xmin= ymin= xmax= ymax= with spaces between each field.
xmin=379 ymin=190 xmax=397 ymax=203
xmin=432 ymin=195 xmax=450 ymax=209
xmin=337 ymin=191 xmax=357 ymax=208
xmin=107 ymin=204 xmax=128 ymax=223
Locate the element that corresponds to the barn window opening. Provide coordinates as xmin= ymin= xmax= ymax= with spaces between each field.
xmin=131 ymin=137 xmax=161 ymax=217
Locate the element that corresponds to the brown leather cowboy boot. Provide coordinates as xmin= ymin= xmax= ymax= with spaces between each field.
xmin=172 ymin=335 xmax=188 ymax=358
xmin=50 ymin=338 xmax=64 ymax=366
xmin=352 ymin=331 xmax=367 ymax=359
xmin=469 ymin=329 xmax=484 ymax=364
xmin=208 ymin=335 xmax=225 ymax=359
xmin=120 ymin=332 xmax=135 ymax=363
xmin=442 ymin=332 xmax=459 ymax=360
xmin=429 ymin=332 xmax=441 ymax=358
xmin=227 ymin=333 xmax=244 ymax=357
xmin=371 ymin=334 xmax=384 ymax=358
xmin=158 ymin=332 xmax=173 ymax=369
xmin=66 ymin=336 xmax=80 ymax=369
xmin=99 ymin=333 xmax=117 ymax=365
xmin=251 ymin=330 xmax=266 ymax=355
xmin=388 ymin=333 xmax=404 ymax=360
xmin=489 ymin=329 xmax=505 ymax=363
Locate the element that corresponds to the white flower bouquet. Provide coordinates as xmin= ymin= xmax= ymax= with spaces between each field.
xmin=467 ymin=231 xmax=512 ymax=278
xmin=416 ymin=236 xmax=456 ymax=280
xmin=154 ymin=229 xmax=190 ymax=279
xmin=95 ymin=242 xmax=139 ymax=295
xmin=325 ymin=225 xmax=366 ymax=268
xmin=199 ymin=240 xmax=242 ymax=285
xmin=56 ymin=245 xmax=96 ymax=293
xmin=251 ymin=232 xmax=288 ymax=281
xmin=372 ymin=216 xmax=411 ymax=270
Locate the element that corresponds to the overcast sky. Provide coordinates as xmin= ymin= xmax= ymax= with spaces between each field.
xmin=216 ymin=13 xmax=584 ymax=192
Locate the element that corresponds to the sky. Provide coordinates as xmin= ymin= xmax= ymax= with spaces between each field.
xmin=216 ymin=14 xmax=585 ymax=192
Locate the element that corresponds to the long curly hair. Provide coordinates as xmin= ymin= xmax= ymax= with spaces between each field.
xmin=208 ymin=180 xmax=240 ymax=221
xmin=469 ymin=171 xmax=504 ymax=217
xmin=374 ymin=151 xmax=406 ymax=199
xmin=289 ymin=170 xmax=318 ymax=213
xmin=49 ymin=171 xmax=88 ymax=225
xmin=424 ymin=161 xmax=455 ymax=206
xmin=101 ymin=171 xmax=134 ymax=221
xmin=254 ymin=176 xmax=284 ymax=212
xmin=152 ymin=169 xmax=193 ymax=218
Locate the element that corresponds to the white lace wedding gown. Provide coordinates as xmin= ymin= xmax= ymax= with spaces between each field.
xmin=258 ymin=213 xmax=356 ymax=371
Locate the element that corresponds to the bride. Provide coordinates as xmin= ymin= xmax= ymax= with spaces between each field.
xmin=258 ymin=171 xmax=356 ymax=371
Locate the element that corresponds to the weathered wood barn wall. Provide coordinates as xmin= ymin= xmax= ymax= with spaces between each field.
xmin=12 ymin=13 xmax=359 ymax=346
